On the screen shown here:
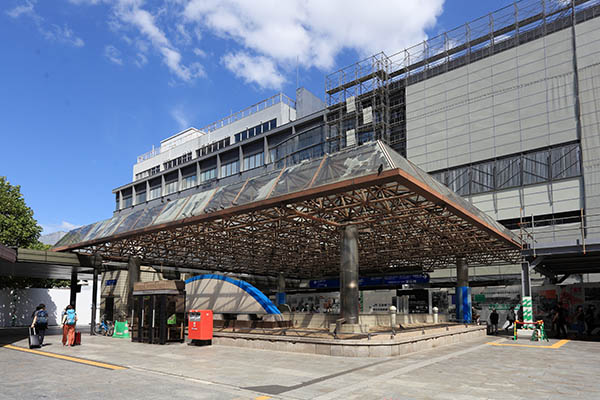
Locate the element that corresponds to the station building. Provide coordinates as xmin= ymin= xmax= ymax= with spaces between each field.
xmin=57 ymin=0 xmax=600 ymax=323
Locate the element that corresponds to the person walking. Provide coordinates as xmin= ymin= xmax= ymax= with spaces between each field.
xmin=31 ymin=304 xmax=49 ymax=346
xmin=490 ymin=308 xmax=499 ymax=335
xmin=556 ymin=302 xmax=568 ymax=338
xmin=62 ymin=305 xmax=78 ymax=346
xmin=505 ymin=307 xmax=516 ymax=333
xmin=575 ymin=305 xmax=585 ymax=338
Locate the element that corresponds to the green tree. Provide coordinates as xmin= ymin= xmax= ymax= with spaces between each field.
xmin=0 ymin=176 xmax=70 ymax=289
xmin=0 ymin=176 xmax=42 ymax=247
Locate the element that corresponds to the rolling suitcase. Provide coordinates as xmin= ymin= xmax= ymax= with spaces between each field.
xmin=28 ymin=327 xmax=41 ymax=349
xmin=74 ymin=331 xmax=81 ymax=346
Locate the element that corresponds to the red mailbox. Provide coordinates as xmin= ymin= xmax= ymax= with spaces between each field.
xmin=188 ymin=309 xmax=213 ymax=344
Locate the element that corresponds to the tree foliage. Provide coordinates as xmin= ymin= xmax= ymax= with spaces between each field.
xmin=0 ymin=176 xmax=42 ymax=248
xmin=0 ymin=176 xmax=70 ymax=288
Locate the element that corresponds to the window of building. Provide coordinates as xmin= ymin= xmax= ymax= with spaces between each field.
xmin=496 ymin=156 xmax=521 ymax=189
xmin=470 ymin=161 xmax=494 ymax=194
xmin=200 ymin=168 xmax=216 ymax=183
xmin=182 ymin=174 xmax=197 ymax=190
xmin=447 ymin=167 xmax=470 ymax=196
xmin=164 ymin=152 xmax=192 ymax=171
xmin=149 ymin=185 xmax=161 ymax=200
xmin=115 ymin=193 xmax=120 ymax=210
xmin=220 ymin=160 xmax=239 ymax=177
xmin=165 ymin=180 xmax=178 ymax=195
xmin=551 ymin=144 xmax=580 ymax=180
xmin=523 ymin=150 xmax=549 ymax=185
xmin=135 ymin=165 xmax=160 ymax=181
xmin=243 ymin=152 xmax=264 ymax=171
xmin=122 ymin=194 xmax=133 ymax=208
xmin=136 ymin=190 xmax=146 ymax=204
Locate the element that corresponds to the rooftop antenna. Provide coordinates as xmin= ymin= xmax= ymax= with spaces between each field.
xmin=296 ymin=55 xmax=299 ymax=89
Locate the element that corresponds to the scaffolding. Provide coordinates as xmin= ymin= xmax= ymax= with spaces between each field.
xmin=325 ymin=0 xmax=600 ymax=156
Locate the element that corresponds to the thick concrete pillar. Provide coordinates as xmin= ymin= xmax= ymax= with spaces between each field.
xmin=340 ymin=225 xmax=359 ymax=324
xmin=276 ymin=272 xmax=286 ymax=306
xmin=126 ymin=257 xmax=141 ymax=318
xmin=90 ymin=266 xmax=99 ymax=335
xmin=69 ymin=269 xmax=78 ymax=309
xmin=456 ymin=258 xmax=471 ymax=323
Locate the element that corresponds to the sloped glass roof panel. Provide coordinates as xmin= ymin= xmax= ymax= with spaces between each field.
xmin=313 ymin=142 xmax=390 ymax=188
xmin=235 ymin=170 xmax=282 ymax=204
xmin=113 ymin=209 xmax=146 ymax=235
xmin=269 ymin=158 xmax=322 ymax=198
xmin=130 ymin=204 xmax=166 ymax=230
xmin=83 ymin=218 xmax=113 ymax=241
xmin=153 ymin=197 xmax=190 ymax=225
xmin=99 ymin=214 xmax=128 ymax=237
xmin=179 ymin=188 xmax=217 ymax=218
xmin=204 ymin=181 xmax=245 ymax=211
xmin=54 ymin=226 xmax=85 ymax=247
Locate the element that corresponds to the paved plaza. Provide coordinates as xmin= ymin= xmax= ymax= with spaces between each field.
xmin=1 ymin=328 xmax=599 ymax=399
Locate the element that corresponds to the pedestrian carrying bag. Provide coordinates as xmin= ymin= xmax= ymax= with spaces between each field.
xmin=28 ymin=327 xmax=40 ymax=349
xmin=66 ymin=309 xmax=76 ymax=325
xmin=36 ymin=310 xmax=48 ymax=324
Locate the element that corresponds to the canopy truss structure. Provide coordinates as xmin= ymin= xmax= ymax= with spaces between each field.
xmin=54 ymin=142 xmax=521 ymax=279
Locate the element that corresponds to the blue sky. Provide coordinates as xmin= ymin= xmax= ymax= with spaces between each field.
xmin=0 ymin=0 xmax=515 ymax=235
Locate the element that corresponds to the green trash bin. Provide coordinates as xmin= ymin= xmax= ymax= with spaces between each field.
xmin=113 ymin=321 xmax=130 ymax=339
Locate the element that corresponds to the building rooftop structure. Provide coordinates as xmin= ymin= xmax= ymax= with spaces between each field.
xmin=55 ymin=141 xmax=521 ymax=278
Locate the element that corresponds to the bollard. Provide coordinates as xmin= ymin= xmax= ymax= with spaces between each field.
xmin=389 ymin=305 xmax=397 ymax=331
xmin=433 ymin=306 xmax=439 ymax=324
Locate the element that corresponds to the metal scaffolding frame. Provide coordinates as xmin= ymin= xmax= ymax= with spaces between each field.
xmin=325 ymin=0 xmax=600 ymax=157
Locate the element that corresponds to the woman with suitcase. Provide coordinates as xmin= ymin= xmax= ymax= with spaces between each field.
xmin=30 ymin=304 xmax=49 ymax=346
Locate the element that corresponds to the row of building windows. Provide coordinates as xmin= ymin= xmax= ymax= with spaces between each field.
xmin=163 ymin=152 xmax=192 ymax=171
xmin=234 ymin=119 xmax=277 ymax=143
xmin=135 ymin=165 xmax=161 ymax=181
xmin=221 ymin=160 xmax=239 ymax=178
xmin=201 ymin=168 xmax=217 ymax=182
xmin=243 ymin=152 xmax=264 ymax=171
xmin=430 ymin=143 xmax=581 ymax=196
xmin=197 ymin=137 xmax=231 ymax=158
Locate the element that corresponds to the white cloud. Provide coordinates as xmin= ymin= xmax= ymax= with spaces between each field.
xmin=222 ymin=52 xmax=285 ymax=90
xmin=170 ymin=106 xmax=191 ymax=129
xmin=6 ymin=1 xmax=35 ymax=18
xmin=43 ymin=24 xmax=85 ymax=47
xmin=41 ymin=221 xmax=81 ymax=235
xmin=193 ymin=48 xmax=206 ymax=58
xmin=135 ymin=52 xmax=148 ymax=67
xmin=6 ymin=1 xmax=85 ymax=47
xmin=104 ymin=44 xmax=123 ymax=64
xmin=182 ymin=0 xmax=445 ymax=86
xmin=64 ymin=0 xmax=445 ymax=89
xmin=113 ymin=0 xmax=204 ymax=82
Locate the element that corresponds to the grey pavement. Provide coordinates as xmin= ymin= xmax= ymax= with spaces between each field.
xmin=1 ymin=330 xmax=599 ymax=400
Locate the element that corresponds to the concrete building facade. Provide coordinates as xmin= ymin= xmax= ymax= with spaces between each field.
xmin=109 ymin=0 xmax=600 ymax=296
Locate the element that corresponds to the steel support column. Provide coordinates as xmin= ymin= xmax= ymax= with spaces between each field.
xmin=90 ymin=266 xmax=99 ymax=335
xmin=126 ymin=256 xmax=141 ymax=318
xmin=456 ymin=257 xmax=471 ymax=323
xmin=69 ymin=269 xmax=78 ymax=308
xmin=340 ymin=225 xmax=359 ymax=324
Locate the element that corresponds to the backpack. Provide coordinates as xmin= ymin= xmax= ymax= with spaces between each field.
xmin=66 ymin=309 xmax=76 ymax=325
xmin=36 ymin=310 xmax=48 ymax=324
